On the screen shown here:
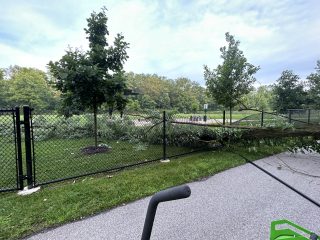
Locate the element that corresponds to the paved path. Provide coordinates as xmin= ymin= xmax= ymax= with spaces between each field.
xmin=24 ymin=151 xmax=320 ymax=239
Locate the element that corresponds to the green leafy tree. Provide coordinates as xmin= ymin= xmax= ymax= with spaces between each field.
xmin=0 ymin=69 xmax=8 ymax=107
xmin=204 ymin=32 xmax=260 ymax=124
xmin=140 ymin=74 xmax=163 ymax=102
xmin=47 ymin=7 xmax=130 ymax=149
xmin=158 ymin=89 xmax=170 ymax=109
xmin=306 ymin=60 xmax=320 ymax=108
xmin=7 ymin=67 xmax=52 ymax=109
xmin=2 ymin=65 xmax=23 ymax=80
xmin=171 ymin=77 xmax=193 ymax=112
xmin=128 ymin=100 xmax=141 ymax=111
xmin=0 ymin=69 xmax=4 ymax=79
xmin=141 ymin=94 xmax=156 ymax=110
xmin=191 ymin=102 xmax=199 ymax=113
xmin=272 ymin=70 xmax=306 ymax=112
xmin=242 ymin=85 xmax=274 ymax=111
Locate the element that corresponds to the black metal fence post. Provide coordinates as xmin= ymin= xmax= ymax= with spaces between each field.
xmin=223 ymin=110 xmax=225 ymax=125
xmin=163 ymin=111 xmax=166 ymax=161
xmin=23 ymin=105 xmax=33 ymax=189
xmin=261 ymin=110 xmax=264 ymax=127
xmin=15 ymin=106 xmax=24 ymax=190
xmin=308 ymin=109 xmax=311 ymax=124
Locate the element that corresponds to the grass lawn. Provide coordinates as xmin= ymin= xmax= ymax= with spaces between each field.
xmin=174 ymin=110 xmax=263 ymax=120
xmin=0 ymin=144 xmax=285 ymax=239
xmin=0 ymin=137 xmax=193 ymax=190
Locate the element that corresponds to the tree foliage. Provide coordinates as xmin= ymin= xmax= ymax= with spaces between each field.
xmin=204 ymin=32 xmax=260 ymax=122
xmin=124 ymin=73 xmax=209 ymax=112
xmin=242 ymin=85 xmax=274 ymax=111
xmin=140 ymin=94 xmax=156 ymax=110
xmin=0 ymin=69 xmax=7 ymax=107
xmin=272 ymin=70 xmax=306 ymax=112
xmin=0 ymin=66 xmax=57 ymax=109
xmin=8 ymin=68 xmax=50 ymax=109
xmin=158 ymin=89 xmax=170 ymax=109
xmin=47 ymin=7 xmax=130 ymax=149
xmin=306 ymin=60 xmax=320 ymax=109
xmin=128 ymin=100 xmax=141 ymax=111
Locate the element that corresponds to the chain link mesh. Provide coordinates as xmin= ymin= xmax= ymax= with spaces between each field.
xmin=232 ymin=109 xmax=320 ymax=127
xmin=1 ymin=107 xmax=218 ymax=190
xmin=0 ymin=108 xmax=19 ymax=191
xmin=6 ymin=106 xmax=319 ymax=190
xmin=28 ymin=108 xmax=214 ymax=186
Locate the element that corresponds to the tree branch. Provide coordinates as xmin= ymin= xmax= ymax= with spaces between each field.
xmin=171 ymin=121 xmax=268 ymax=130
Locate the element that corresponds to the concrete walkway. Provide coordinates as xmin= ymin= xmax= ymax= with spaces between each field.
xmin=24 ymin=151 xmax=320 ymax=239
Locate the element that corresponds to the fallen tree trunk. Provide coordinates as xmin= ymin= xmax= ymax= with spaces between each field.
xmin=171 ymin=120 xmax=320 ymax=141
xmin=240 ymin=126 xmax=320 ymax=140
xmin=171 ymin=121 xmax=268 ymax=130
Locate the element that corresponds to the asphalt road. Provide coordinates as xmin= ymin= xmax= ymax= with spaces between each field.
xmin=24 ymin=151 xmax=320 ymax=239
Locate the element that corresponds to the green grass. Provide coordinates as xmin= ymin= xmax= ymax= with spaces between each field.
xmin=0 ymin=145 xmax=285 ymax=239
xmin=174 ymin=110 xmax=262 ymax=120
xmin=0 ymin=137 xmax=193 ymax=189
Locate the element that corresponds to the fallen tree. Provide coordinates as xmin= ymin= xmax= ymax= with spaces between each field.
xmin=170 ymin=121 xmax=320 ymax=140
xmin=240 ymin=125 xmax=320 ymax=140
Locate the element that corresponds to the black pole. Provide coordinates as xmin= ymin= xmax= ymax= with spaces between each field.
xmin=238 ymin=154 xmax=320 ymax=208
xmin=308 ymin=109 xmax=311 ymax=124
xmin=30 ymin=107 xmax=36 ymax=187
xmin=15 ymin=106 xmax=24 ymax=190
xmin=23 ymin=105 xmax=33 ymax=189
xmin=261 ymin=110 xmax=264 ymax=127
xmin=141 ymin=185 xmax=191 ymax=240
xmin=223 ymin=110 xmax=225 ymax=125
xmin=163 ymin=111 xmax=166 ymax=161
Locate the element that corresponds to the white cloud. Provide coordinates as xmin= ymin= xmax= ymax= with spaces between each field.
xmin=0 ymin=0 xmax=319 ymax=87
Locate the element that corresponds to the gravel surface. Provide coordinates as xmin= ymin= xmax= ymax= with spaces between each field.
xmin=24 ymin=151 xmax=320 ymax=239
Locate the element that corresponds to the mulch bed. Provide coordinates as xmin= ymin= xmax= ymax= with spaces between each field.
xmin=81 ymin=146 xmax=111 ymax=155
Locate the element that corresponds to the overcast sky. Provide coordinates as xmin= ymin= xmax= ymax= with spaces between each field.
xmin=1 ymin=0 xmax=319 ymax=87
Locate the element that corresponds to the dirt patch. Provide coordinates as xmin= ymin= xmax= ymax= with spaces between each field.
xmin=81 ymin=146 xmax=111 ymax=155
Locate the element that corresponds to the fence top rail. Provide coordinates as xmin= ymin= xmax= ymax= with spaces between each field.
xmin=0 ymin=108 xmax=15 ymax=112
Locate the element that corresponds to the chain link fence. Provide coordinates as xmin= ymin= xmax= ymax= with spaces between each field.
xmin=0 ymin=108 xmax=20 ymax=191
xmin=232 ymin=109 xmax=320 ymax=127
xmin=3 ymin=105 xmax=318 ymax=190
xmin=25 ymin=108 xmax=216 ymax=187
xmin=287 ymin=109 xmax=320 ymax=126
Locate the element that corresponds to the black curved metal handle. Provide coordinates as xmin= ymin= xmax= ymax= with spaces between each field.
xmin=152 ymin=184 xmax=191 ymax=204
xmin=141 ymin=185 xmax=191 ymax=240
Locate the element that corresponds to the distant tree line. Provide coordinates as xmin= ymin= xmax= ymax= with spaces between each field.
xmin=1 ymin=32 xmax=319 ymax=115
xmin=0 ymin=65 xmax=58 ymax=109
xmin=0 ymin=66 xmax=225 ymax=113
xmin=1 ymin=61 xmax=320 ymax=113
xmin=123 ymin=72 xmax=221 ymax=113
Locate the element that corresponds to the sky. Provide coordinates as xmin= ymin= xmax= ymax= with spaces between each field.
xmin=1 ymin=0 xmax=319 ymax=87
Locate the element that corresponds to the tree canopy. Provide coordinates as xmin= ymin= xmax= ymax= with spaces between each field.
xmin=47 ymin=7 xmax=130 ymax=149
xmin=306 ymin=60 xmax=320 ymax=109
xmin=124 ymin=73 xmax=208 ymax=112
xmin=0 ymin=69 xmax=7 ymax=107
xmin=242 ymin=85 xmax=274 ymax=111
xmin=272 ymin=70 xmax=306 ymax=112
xmin=8 ymin=68 xmax=50 ymax=109
xmin=204 ymin=32 xmax=260 ymax=122
xmin=0 ymin=65 xmax=57 ymax=109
